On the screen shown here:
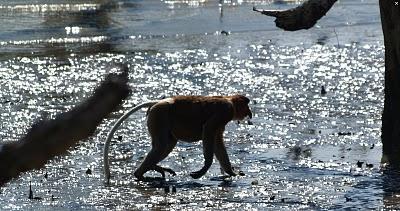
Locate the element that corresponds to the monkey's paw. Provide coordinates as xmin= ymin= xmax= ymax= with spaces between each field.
xmin=153 ymin=166 xmax=176 ymax=178
xmin=190 ymin=171 xmax=204 ymax=179
xmin=231 ymin=167 xmax=245 ymax=176
xmin=161 ymin=167 xmax=176 ymax=176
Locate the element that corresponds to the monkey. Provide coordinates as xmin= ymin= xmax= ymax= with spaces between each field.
xmin=103 ymin=95 xmax=252 ymax=182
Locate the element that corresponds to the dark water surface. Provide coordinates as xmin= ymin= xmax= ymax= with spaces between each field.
xmin=0 ymin=0 xmax=394 ymax=210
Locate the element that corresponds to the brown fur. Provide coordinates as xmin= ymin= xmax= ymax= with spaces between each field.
xmin=134 ymin=95 xmax=252 ymax=180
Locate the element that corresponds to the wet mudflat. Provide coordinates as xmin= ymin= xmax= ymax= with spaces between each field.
xmin=0 ymin=0 xmax=395 ymax=210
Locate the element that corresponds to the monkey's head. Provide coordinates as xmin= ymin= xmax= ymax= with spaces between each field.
xmin=230 ymin=95 xmax=252 ymax=120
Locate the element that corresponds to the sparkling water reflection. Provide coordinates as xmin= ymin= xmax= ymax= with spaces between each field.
xmin=0 ymin=0 xmax=391 ymax=210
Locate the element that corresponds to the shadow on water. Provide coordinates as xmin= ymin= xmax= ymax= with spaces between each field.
xmin=382 ymin=167 xmax=400 ymax=209
xmin=109 ymin=175 xmax=235 ymax=190
xmin=350 ymin=163 xmax=400 ymax=209
xmin=287 ymin=146 xmax=312 ymax=160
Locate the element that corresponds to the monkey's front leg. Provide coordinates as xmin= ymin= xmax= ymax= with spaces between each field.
xmin=190 ymin=138 xmax=214 ymax=179
xmin=190 ymin=123 xmax=216 ymax=179
xmin=214 ymin=132 xmax=237 ymax=177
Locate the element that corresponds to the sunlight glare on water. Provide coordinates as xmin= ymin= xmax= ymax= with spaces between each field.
xmin=0 ymin=0 xmax=390 ymax=210
xmin=0 ymin=42 xmax=386 ymax=209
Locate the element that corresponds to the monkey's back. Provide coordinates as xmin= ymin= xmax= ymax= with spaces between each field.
xmin=167 ymin=96 xmax=234 ymax=141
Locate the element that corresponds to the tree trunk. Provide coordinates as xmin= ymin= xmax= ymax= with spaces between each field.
xmin=380 ymin=0 xmax=400 ymax=164
xmin=254 ymin=0 xmax=400 ymax=164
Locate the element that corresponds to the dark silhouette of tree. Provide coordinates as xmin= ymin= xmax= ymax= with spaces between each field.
xmin=253 ymin=0 xmax=337 ymax=31
xmin=0 ymin=67 xmax=130 ymax=186
xmin=254 ymin=0 xmax=400 ymax=164
xmin=379 ymin=0 xmax=400 ymax=164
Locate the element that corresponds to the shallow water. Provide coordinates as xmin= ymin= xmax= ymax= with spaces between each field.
xmin=0 ymin=0 xmax=395 ymax=210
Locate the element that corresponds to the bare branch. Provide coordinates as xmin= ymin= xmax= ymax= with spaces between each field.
xmin=253 ymin=0 xmax=338 ymax=31
xmin=0 ymin=68 xmax=130 ymax=186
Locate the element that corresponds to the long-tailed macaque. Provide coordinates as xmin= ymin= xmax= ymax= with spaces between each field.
xmin=103 ymin=95 xmax=252 ymax=182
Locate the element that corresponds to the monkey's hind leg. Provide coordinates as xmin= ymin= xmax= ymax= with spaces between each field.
xmin=146 ymin=136 xmax=177 ymax=179
xmin=134 ymin=142 xmax=177 ymax=180
xmin=134 ymin=136 xmax=177 ymax=180
xmin=134 ymin=103 xmax=177 ymax=180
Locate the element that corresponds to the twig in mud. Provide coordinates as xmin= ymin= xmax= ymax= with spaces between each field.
xmin=333 ymin=28 xmax=342 ymax=61
xmin=333 ymin=28 xmax=340 ymax=49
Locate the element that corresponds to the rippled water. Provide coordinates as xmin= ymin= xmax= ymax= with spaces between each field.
xmin=0 ymin=0 xmax=393 ymax=210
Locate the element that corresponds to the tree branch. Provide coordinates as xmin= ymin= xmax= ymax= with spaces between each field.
xmin=253 ymin=0 xmax=338 ymax=31
xmin=0 ymin=67 xmax=130 ymax=186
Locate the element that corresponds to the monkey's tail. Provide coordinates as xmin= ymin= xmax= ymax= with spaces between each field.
xmin=103 ymin=101 xmax=158 ymax=183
